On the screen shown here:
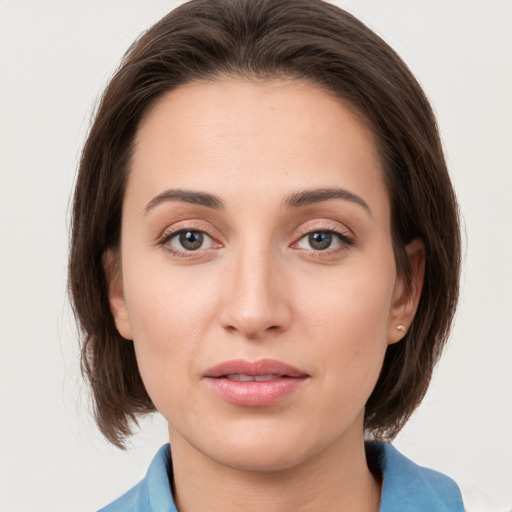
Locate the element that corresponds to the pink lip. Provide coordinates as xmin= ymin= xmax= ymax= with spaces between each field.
xmin=203 ymin=359 xmax=309 ymax=407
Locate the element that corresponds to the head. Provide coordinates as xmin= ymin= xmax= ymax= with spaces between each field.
xmin=69 ymin=0 xmax=460 ymax=452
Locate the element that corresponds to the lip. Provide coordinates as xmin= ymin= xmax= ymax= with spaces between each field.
xmin=203 ymin=358 xmax=309 ymax=407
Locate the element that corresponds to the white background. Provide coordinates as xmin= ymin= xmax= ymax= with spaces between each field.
xmin=0 ymin=1 xmax=511 ymax=511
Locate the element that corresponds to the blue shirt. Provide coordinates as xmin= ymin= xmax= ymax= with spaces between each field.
xmin=98 ymin=442 xmax=465 ymax=511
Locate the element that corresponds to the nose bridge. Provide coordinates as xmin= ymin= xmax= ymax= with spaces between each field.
xmin=221 ymin=234 xmax=289 ymax=338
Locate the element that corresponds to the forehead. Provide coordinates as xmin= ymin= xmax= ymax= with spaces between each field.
xmin=128 ymin=78 xmax=389 ymax=218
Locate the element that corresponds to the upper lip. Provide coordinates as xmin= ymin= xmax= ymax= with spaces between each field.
xmin=203 ymin=359 xmax=307 ymax=378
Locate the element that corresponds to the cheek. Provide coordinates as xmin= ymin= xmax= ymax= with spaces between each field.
xmin=124 ymin=243 xmax=216 ymax=328
xmin=293 ymin=258 xmax=396 ymax=387
xmin=296 ymin=264 xmax=395 ymax=344
xmin=121 ymin=258 xmax=219 ymax=390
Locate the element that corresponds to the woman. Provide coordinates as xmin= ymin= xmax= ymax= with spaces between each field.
xmin=69 ymin=0 xmax=464 ymax=510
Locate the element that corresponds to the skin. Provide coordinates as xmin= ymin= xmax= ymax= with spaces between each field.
xmin=106 ymin=79 xmax=424 ymax=512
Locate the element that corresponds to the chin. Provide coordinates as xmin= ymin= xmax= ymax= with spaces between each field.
xmin=208 ymin=439 xmax=311 ymax=473
xmin=193 ymin=420 xmax=329 ymax=473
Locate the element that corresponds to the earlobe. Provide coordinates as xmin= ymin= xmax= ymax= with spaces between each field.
xmin=388 ymin=239 xmax=425 ymax=345
xmin=102 ymin=249 xmax=133 ymax=340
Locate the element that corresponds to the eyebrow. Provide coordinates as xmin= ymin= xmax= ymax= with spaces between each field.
xmin=144 ymin=186 xmax=371 ymax=216
xmin=284 ymin=187 xmax=371 ymax=215
xmin=144 ymin=189 xmax=224 ymax=215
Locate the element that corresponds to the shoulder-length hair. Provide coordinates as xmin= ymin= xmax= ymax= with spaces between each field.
xmin=69 ymin=0 xmax=460 ymax=448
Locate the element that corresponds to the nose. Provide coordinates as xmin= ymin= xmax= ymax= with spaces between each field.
xmin=219 ymin=245 xmax=291 ymax=340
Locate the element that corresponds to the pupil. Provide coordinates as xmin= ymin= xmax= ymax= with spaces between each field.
xmin=180 ymin=231 xmax=203 ymax=250
xmin=309 ymin=232 xmax=332 ymax=250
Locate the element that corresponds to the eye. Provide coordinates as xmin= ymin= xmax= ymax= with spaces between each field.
xmin=167 ymin=230 xmax=214 ymax=252
xmin=295 ymin=230 xmax=352 ymax=251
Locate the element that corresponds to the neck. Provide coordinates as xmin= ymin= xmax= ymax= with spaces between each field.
xmin=168 ymin=426 xmax=381 ymax=512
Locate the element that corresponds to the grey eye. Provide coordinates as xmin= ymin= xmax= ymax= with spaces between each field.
xmin=170 ymin=230 xmax=212 ymax=251
xmin=296 ymin=230 xmax=348 ymax=251
xmin=308 ymin=232 xmax=332 ymax=250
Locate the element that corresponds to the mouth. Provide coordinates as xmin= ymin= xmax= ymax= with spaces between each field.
xmin=223 ymin=374 xmax=285 ymax=382
xmin=204 ymin=358 xmax=307 ymax=378
xmin=203 ymin=359 xmax=309 ymax=407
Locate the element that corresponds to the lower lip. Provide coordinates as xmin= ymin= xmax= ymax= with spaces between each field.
xmin=204 ymin=377 xmax=307 ymax=407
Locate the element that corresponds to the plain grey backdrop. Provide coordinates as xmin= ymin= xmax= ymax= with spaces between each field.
xmin=1 ymin=1 xmax=511 ymax=510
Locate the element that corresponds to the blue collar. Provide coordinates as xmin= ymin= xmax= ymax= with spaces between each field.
xmin=366 ymin=442 xmax=464 ymax=512
xmin=99 ymin=442 xmax=464 ymax=511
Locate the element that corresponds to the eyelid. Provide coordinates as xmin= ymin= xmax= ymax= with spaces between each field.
xmin=291 ymin=221 xmax=356 ymax=251
xmin=295 ymin=220 xmax=354 ymax=240
xmin=169 ymin=230 xmax=214 ymax=250
xmin=157 ymin=219 xmax=219 ymax=241
xmin=156 ymin=220 xmax=223 ymax=257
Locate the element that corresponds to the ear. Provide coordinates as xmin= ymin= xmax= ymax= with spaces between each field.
xmin=102 ymin=249 xmax=133 ymax=340
xmin=387 ymin=239 xmax=425 ymax=345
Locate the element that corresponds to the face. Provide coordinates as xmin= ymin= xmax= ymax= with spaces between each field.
xmin=107 ymin=79 xmax=423 ymax=472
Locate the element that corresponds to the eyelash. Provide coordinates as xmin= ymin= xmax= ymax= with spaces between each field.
xmin=157 ymin=224 xmax=355 ymax=258
xmin=294 ymin=225 xmax=355 ymax=254
xmin=158 ymin=225 xmax=219 ymax=258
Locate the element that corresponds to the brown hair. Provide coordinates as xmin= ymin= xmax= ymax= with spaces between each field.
xmin=69 ymin=0 xmax=461 ymax=448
